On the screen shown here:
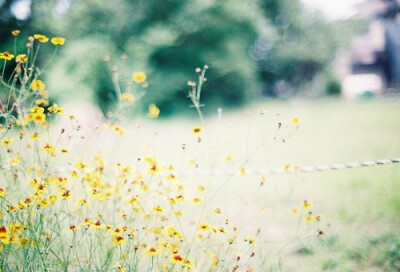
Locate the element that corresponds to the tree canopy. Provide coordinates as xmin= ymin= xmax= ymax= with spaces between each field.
xmin=0 ymin=0 xmax=363 ymax=115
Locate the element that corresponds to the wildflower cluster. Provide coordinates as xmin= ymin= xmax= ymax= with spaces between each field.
xmin=0 ymin=30 xmax=325 ymax=271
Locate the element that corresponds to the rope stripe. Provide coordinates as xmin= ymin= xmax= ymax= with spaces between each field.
xmin=13 ymin=158 xmax=398 ymax=178
xmin=181 ymin=158 xmax=400 ymax=177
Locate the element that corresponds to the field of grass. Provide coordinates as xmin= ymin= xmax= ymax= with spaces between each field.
xmin=1 ymin=95 xmax=399 ymax=272
xmin=107 ymin=97 xmax=399 ymax=272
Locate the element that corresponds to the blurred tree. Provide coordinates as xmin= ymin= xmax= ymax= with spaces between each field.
xmin=28 ymin=0 xmax=266 ymax=116
xmin=257 ymin=0 xmax=338 ymax=96
xmin=0 ymin=0 xmax=365 ymax=115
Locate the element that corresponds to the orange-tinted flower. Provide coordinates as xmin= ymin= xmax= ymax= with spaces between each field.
xmin=16 ymin=54 xmax=27 ymax=63
xmin=11 ymin=30 xmax=20 ymax=36
xmin=112 ymin=235 xmax=126 ymax=245
xmin=170 ymin=254 xmax=184 ymax=265
xmin=192 ymin=126 xmax=203 ymax=134
xmin=145 ymin=247 xmax=159 ymax=256
xmin=0 ymin=51 xmax=14 ymax=61
xmin=33 ymin=34 xmax=49 ymax=43
xmin=67 ymin=225 xmax=80 ymax=233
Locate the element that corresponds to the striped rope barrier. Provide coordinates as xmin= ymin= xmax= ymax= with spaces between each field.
xmin=181 ymin=158 xmax=400 ymax=177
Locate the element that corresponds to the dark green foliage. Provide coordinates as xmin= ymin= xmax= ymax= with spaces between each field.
xmin=326 ymin=77 xmax=342 ymax=95
xmin=386 ymin=238 xmax=400 ymax=270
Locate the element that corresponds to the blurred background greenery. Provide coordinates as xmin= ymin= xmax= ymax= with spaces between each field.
xmin=0 ymin=0 xmax=367 ymax=116
xmin=1 ymin=1 xmax=399 ymax=271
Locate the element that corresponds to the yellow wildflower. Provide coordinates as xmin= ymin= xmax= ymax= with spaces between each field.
xmin=75 ymin=161 xmax=88 ymax=170
xmin=223 ymin=155 xmax=235 ymax=162
xmin=237 ymin=168 xmax=246 ymax=175
xmin=67 ymin=225 xmax=80 ymax=233
xmin=35 ymin=99 xmax=49 ymax=106
xmin=51 ymin=37 xmax=65 ymax=45
xmin=19 ymin=237 xmax=30 ymax=247
xmin=11 ymin=30 xmax=20 ymax=36
xmin=8 ymin=157 xmax=20 ymax=166
xmin=219 ymin=227 xmax=227 ymax=234
xmin=2 ymin=138 xmax=14 ymax=146
xmin=246 ymin=237 xmax=255 ymax=246
xmin=115 ymin=262 xmax=126 ymax=272
xmin=148 ymin=104 xmax=160 ymax=118
xmin=302 ymin=200 xmax=312 ymax=209
xmin=82 ymin=218 xmax=93 ymax=227
xmin=33 ymin=34 xmax=49 ymax=43
xmin=304 ymin=215 xmax=316 ymax=222
xmin=173 ymin=210 xmax=183 ymax=217
xmin=167 ymin=226 xmax=183 ymax=239
xmin=31 ymin=80 xmax=46 ymax=92
xmin=192 ymin=126 xmax=203 ymax=134
xmin=192 ymin=197 xmax=203 ymax=204
xmin=48 ymin=103 xmax=65 ymax=114
xmin=166 ymin=173 xmax=178 ymax=181
xmin=120 ymin=92 xmax=135 ymax=102
xmin=28 ymin=111 xmax=46 ymax=124
xmin=42 ymin=142 xmax=56 ymax=155
xmin=152 ymin=206 xmax=163 ymax=213
xmin=103 ymin=123 xmax=125 ymax=134
xmin=213 ymin=208 xmax=221 ymax=214
xmin=10 ymin=222 xmax=24 ymax=235
xmin=198 ymin=223 xmax=210 ymax=231
xmin=16 ymin=54 xmax=27 ymax=63
xmin=132 ymin=72 xmax=146 ymax=83
xmin=291 ymin=117 xmax=299 ymax=124
xmin=78 ymin=199 xmax=89 ymax=207
xmin=0 ymin=51 xmax=14 ymax=61
xmin=30 ymin=132 xmax=41 ymax=140
xmin=145 ymin=247 xmax=159 ymax=256
xmin=92 ymin=220 xmax=104 ymax=230
xmin=284 ymin=163 xmax=291 ymax=171
xmin=112 ymin=235 xmax=126 ymax=245
xmin=128 ymin=197 xmax=139 ymax=204
xmin=60 ymin=189 xmax=72 ymax=200
xmin=170 ymin=254 xmax=185 ymax=265
xmin=49 ymin=195 xmax=58 ymax=203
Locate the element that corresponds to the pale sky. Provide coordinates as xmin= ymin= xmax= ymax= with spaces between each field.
xmin=302 ymin=0 xmax=365 ymax=20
